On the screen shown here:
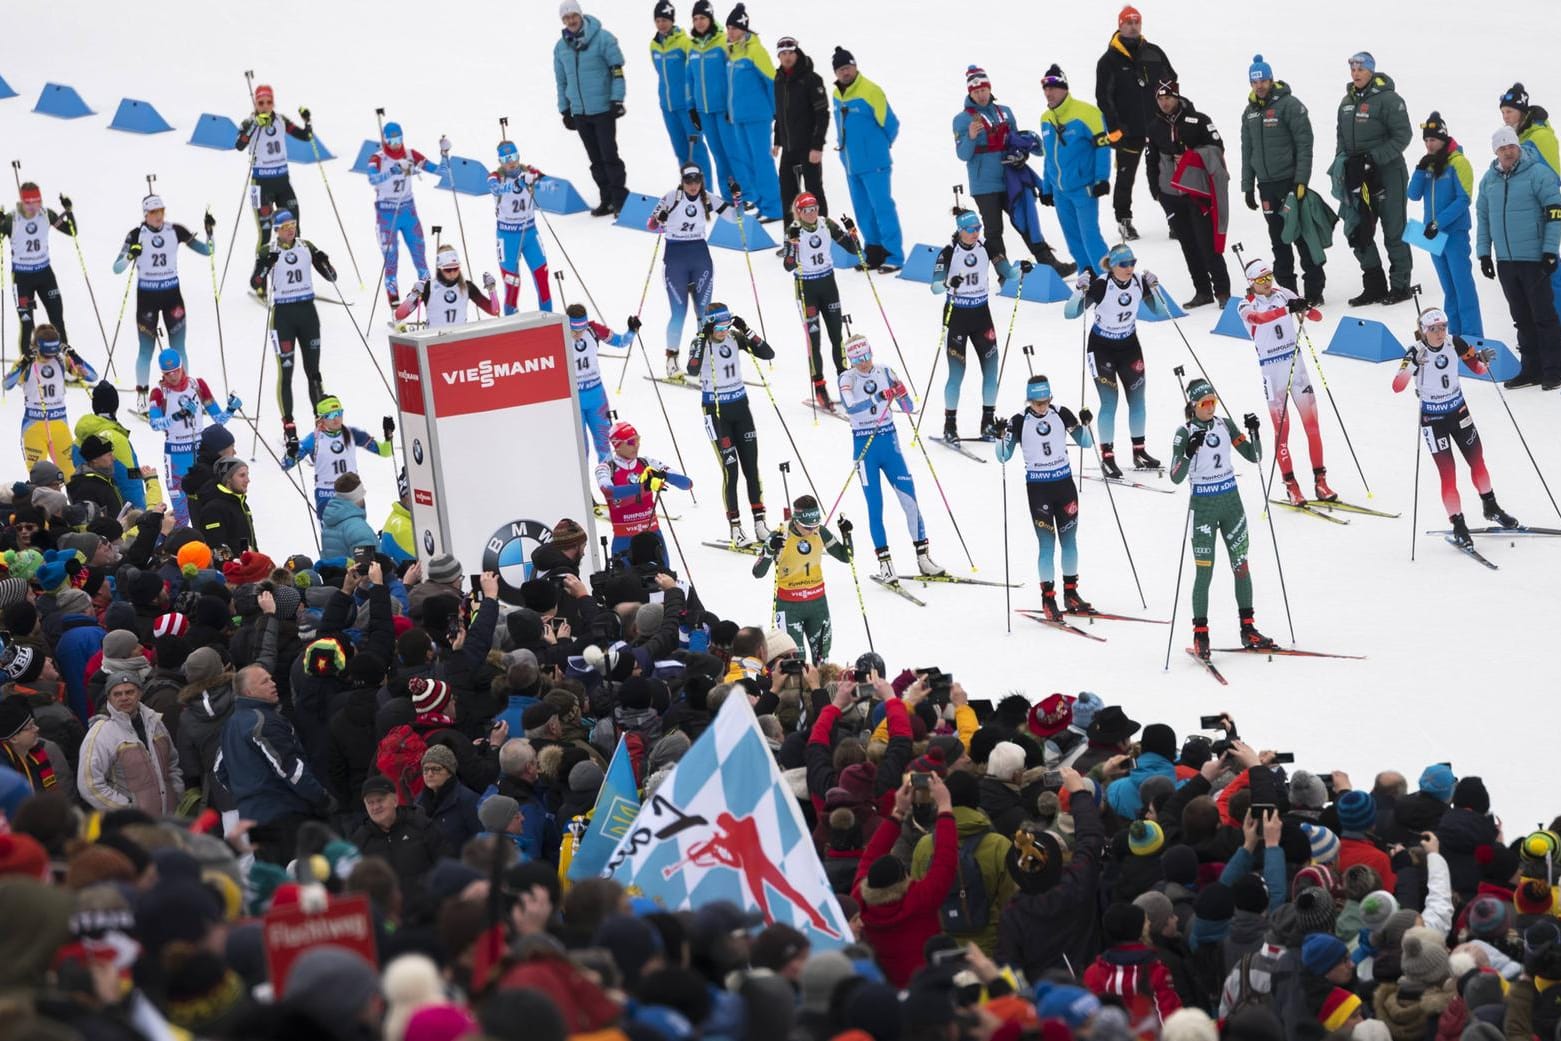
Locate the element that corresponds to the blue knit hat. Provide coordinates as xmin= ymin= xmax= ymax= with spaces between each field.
xmin=1348 ymin=51 xmax=1375 ymax=72
xmin=1335 ymin=789 xmax=1376 ymax=835
xmin=1034 ymin=984 xmax=1100 ymax=1029
xmin=1249 ymin=54 xmax=1273 ymax=83
xmin=1419 ymin=763 xmax=1457 ymax=802
xmin=1128 ymin=819 xmax=1165 ymax=857
xmin=1302 ymin=822 xmax=1339 ymax=864
xmin=1301 ymin=932 xmax=1349 ymax=976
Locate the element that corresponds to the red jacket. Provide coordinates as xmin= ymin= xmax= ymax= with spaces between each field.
xmin=1338 ymin=835 xmax=1396 ymax=892
xmin=1082 ymin=942 xmax=1182 ymax=1025
xmin=852 ymin=809 xmax=957 ymax=987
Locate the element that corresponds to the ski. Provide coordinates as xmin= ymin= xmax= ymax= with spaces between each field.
xmin=927 ymin=436 xmax=988 ymax=464
xmin=1270 ymin=500 xmax=1350 ymax=525
xmin=871 ymin=575 xmax=926 ymax=606
xmin=700 ymin=540 xmax=765 ymax=556
xmin=1015 ymin=609 xmax=1107 ymax=642
xmin=1211 ymin=647 xmax=1366 ymax=660
xmin=1305 ymin=499 xmax=1400 ymax=518
xmin=644 ymin=376 xmax=762 ymax=391
xmin=1066 ymin=607 xmax=1169 ymax=624
xmin=1083 ymin=474 xmax=1175 ymax=495
xmin=1445 ymin=535 xmax=1499 ymax=570
xmin=249 ymin=289 xmax=349 ymax=308
xmin=897 ymin=573 xmax=1020 ymax=589
xmin=1187 ymin=649 xmax=1229 ymax=685
xmin=1424 ymin=525 xmax=1561 ymax=537
xmin=799 ymin=400 xmax=850 ymax=423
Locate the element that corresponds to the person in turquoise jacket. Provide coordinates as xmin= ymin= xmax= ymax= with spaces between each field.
xmin=687 ymin=1 xmax=739 ymax=194
xmin=554 ymin=2 xmax=628 ymax=216
xmin=1408 ymin=113 xmax=1481 ymax=337
xmin=722 ymin=5 xmax=782 ymax=221
xmin=831 ymin=47 xmax=904 ymax=270
xmin=1039 ymin=65 xmax=1113 ymax=275
xmin=320 ymin=475 xmax=379 ymax=563
xmin=1499 ymin=84 xmax=1561 ymax=329
xmin=1477 ymin=127 xmax=1561 ymax=388
xmin=651 ymin=2 xmax=712 ymax=183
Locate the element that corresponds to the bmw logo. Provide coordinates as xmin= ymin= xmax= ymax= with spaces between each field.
xmin=1118 ymin=292 xmax=1133 ymax=306
xmin=684 ymin=204 xmax=698 ymax=217
xmin=412 ymin=438 xmax=424 ymax=464
xmin=40 ymin=364 xmax=54 ymax=379
xmin=1206 ymin=432 xmax=1222 ymax=448
xmin=443 ymin=289 xmax=458 ymax=304
xmin=151 ymin=235 xmax=165 ymax=248
xmin=575 ymin=339 xmax=588 ymax=352
xmin=1434 ymin=354 xmax=1449 ymax=369
xmin=863 ymin=379 xmax=878 ymax=395
xmin=285 ymin=251 xmax=297 ymax=264
xmin=1039 ymin=420 xmax=1052 ymax=436
xmin=512 ymin=182 xmax=525 ymax=194
xmin=482 ymin=519 xmax=553 ymax=605
xmin=809 ymin=234 xmax=822 ymax=248
xmin=423 ymin=530 xmax=435 ymax=554
xmin=330 ymin=439 xmax=345 ymax=455
xmin=718 ymin=344 xmax=733 ymax=359
xmin=964 ymin=254 xmax=978 ymax=267
xmin=797 ymin=538 xmax=812 ymax=555
xmin=24 ymin=222 xmax=36 ymax=234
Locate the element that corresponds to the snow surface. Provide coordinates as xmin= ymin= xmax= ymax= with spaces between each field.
xmin=5 ymin=2 xmax=1558 ymax=828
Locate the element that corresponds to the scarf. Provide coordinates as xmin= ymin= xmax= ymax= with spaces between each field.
xmin=1 ymin=741 xmax=56 ymax=791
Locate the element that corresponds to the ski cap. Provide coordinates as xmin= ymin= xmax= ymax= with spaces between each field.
xmin=956 ymin=210 xmax=982 ymax=234
xmin=1243 ymin=257 xmax=1274 ymax=282
xmin=1500 ymin=82 xmax=1531 ymax=113
xmin=253 ymin=84 xmax=275 ymax=103
xmin=435 ymin=245 xmax=461 ymax=270
xmin=316 ymin=395 xmax=344 ymax=418
xmin=1106 ymin=243 xmax=1136 ymax=267
xmin=654 ymin=1 xmax=676 ymax=19
xmin=608 ymin=420 xmax=639 ymax=445
xmin=775 ymin=36 xmax=798 ymax=55
xmin=142 ymin=194 xmax=165 ymax=214
xmin=1248 ymin=54 xmax=1273 ymax=83
xmin=965 ymin=65 xmax=991 ymax=92
xmin=18 ymin=183 xmax=41 ymax=206
xmin=568 ymin=311 xmax=591 ymax=330
xmin=382 ymin=121 xmax=403 ymax=143
xmin=1186 ymin=377 xmax=1216 ymax=403
xmin=1026 ymin=375 xmax=1052 ymax=400
xmin=497 ymin=140 xmax=519 ymax=162
xmin=1041 ymin=64 xmax=1068 ymax=90
xmin=1417 ymin=307 xmax=1449 ymax=330
xmin=158 ymin=348 xmax=184 ymax=373
xmin=1348 ymin=51 xmax=1375 ymax=72
xmin=35 ymin=330 xmax=62 ymax=356
xmin=272 ymin=208 xmax=296 ymax=228
xmin=844 ymin=334 xmax=872 ymax=364
xmin=792 ymin=495 xmax=822 ymax=527
xmin=680 ymin=163 xmax=703 ymax=181
xmin=705 ymin=302 xmax=732 ymax=328
xmin=1492 ymin=126 xmax=1520 ymax=152
xmin=793 ymin=192 xmax=818 ymax=212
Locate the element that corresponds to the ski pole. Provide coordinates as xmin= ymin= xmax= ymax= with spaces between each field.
xmin=1296 ymin=322 xmax=1373 ymax=497
xmin=823 ymin=429 xmax=876 ymax=525
xmin=1083 ymin=418 xmax=1148 ymax=609
xmin=778 ymin=459 xmax=793 ymax=518
xmin=654 ymin=489 xmax=695 ymax=587
xmin=249 ymin=296 xmax=276 ymax=460
xmin=307 ymin=109 xmax=364 ymax=288
xmin=628 ymin=327 xmax=697 ymax=505
xmin=616 ymin=233 xmax=661 ymax=393
xmin=906 ymin=424 xmax=977 ymax=570
xmin=59 ymin=196 xmax=114 ymax=370
xmin=105 ymin=264 xmax=136 ymax=380
xmin=363 ymin=106 xmax=414 ymax=334
xmin=838 ymin=513 xmax=875 ymax=653
xmin=440 ymin=136 xmax=478 ymax=318
xmin=995 ymin=266 xmax=1025 ymax=386
xmin=337 ymin=279 xmax=398 ymax=403
xmin=747 ymin=355 xmax=821 ymax=501
xmin=843 ymin=217 xmax=915 ymax=390
xmin=1078 ymin=297 xmax=1091 ymax=476
xmin=791 ymin=270 xmax=818 ymax=425
xmin=1163 ymin=502 xmax=1194 ymax=670
xmin=912 ymin=297 xmax=954 ymax=443
xmin=1409 ymin=411 xmax=1422 ymax=562
xmin=206 ymin=210 xmax=232 ymax=396
xmin=217 ymin=129 xmax=255 ymax=292
xmin=534 ymin=196 xmax=610 ymax=329
xmin=1000 ymin=452 xmax=1011 ymax=633
xmin=728 ymin=179 xmax=771 ymax=359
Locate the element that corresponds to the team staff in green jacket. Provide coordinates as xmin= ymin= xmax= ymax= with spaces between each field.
xmin=1332 ymin=51 xmax=1413 ymax=306
xmin=1240 ymin=55 xmax=1325 ymax=304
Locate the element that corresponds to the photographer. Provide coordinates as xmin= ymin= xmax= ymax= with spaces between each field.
xmin=531 ymin=518 xmax=588 ymax=577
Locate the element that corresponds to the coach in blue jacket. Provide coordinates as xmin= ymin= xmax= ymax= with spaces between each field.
xmin=1478 ymin=126 xmax=1561 ymax=389
xmin=555 ymin=1 xmax=629 ymax=216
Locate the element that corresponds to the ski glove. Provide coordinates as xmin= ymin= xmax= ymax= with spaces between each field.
xmin=1244 ymin=187 xmax=1258 ymax=211
xmin=1074 ymin=271 xmax=1093 ymax=291
xmin=1039 ymin=192 xmax=1055 ymax=207
xmin=127 ymin=242 xmax=143 ymax=259
xmin=612 ymin=102 xmax=626 ymax=119
xmin=1184 ymin=429 xmax=1206 ymax=456
xmin=1546 ymin=254 xmax=1558 ymax=274
xmin=1287 ymin=298 xmax=1309 ymax=314
xmin=204 ymin=212 xmax=216 ymax=237
xmin=1480 ymin=256 xmax=1496 ymax=279
xmin=689 ymin=109 xmax=702 ymax=131
xmin=1423 ymin=220 xmax=1439 ymax=240
xmin=1476 ymin=346 xmax=1497 ymax=364
xmin=1242 ymin=413 xmax=1261 ymax=437
xmin=947 ymin=274 xmax=964 ymax=289
xmin=1057 ymin=406 xmax=1078 ymax=428
xmin=1079 ymin=407 xmax=1094 ymax=426
xmin=150 ymin=415 xmax=170 ymax=432
xmin=626 ymin=315 xmax=643 ymax=332
xmin=562 ymin=110 xmax=577 ymax=131
xmin=1090 ymin=181 xmax=1110 ymax=198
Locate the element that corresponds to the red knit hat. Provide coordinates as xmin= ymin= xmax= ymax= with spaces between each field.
xmin=1118 ymin=5 xmax=1141 ymax=26
xmin=0 ymin=832 xmax=49 ymax=880
xmin=1027 ymin=694 xmax=1074 ymax=739
xmin=222 ymin=550 xmax=275 ymax=585
xmin=1318 ymin=988 xmax=1362 ymax=1031
xmin=1514 ymin=878 xmax=1556 ymax=917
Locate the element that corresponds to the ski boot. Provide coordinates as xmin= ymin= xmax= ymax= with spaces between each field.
xmin=979 ymin=406 xmax=998 ymax=441
xmin=914 ymin=539 xmax=945 ymax=577
xmin=1381 ymin=285 xmax=1414 ymax=306
xmin=1035 ymin=243 xmax=1077 ymax=278
xmin=1347 ymin=269 xmax=1388 ymax=307
xmin=1449 ymin=513 xmax=1474 ymax=548
xmin=133 ymin=386 xmax=150 ymax=417
xmin=942 ymin=410 xmax=960 ymax=445
xmin=1239 ymin=609 xmax=1278 ymax=651
xmin=876 ymin=548 xmax=896 ymax=582
xmin=753 ymin=513 xmax=772 ymax=542
xmin=727 ymin=518 xmax=751 ymax=547
xmin=1182 ymin=290 xmax=1216 ymax=309
xmin=1215 ymin=292 xmax=1232 ymax=308
xmin=1131 ymin=439 xmax=1161 ymax=470
xmin=1039 ymin=581 xmax=1063 ymax=621
xmin=1313 ymin=467 xmax=1338 ymax=503
xmin=1481 ymin=491 xmax=1520 ymax=529
xmin=664 ymin=351 xmax=680 ymax=379
xmin=1063 ymin=574 xmax=1094 ymax=615
xmin=1281 ymin=471 xmax=1306 ymax=507
xmin=1099 ymin=444 xmax=1124 ymax=480
xmin=282 ymin=417 xmax=300 ymax=461
xmin=811 ymin=377 xmax=834 ymax=410
xmin=1117 ymin=218 xmax=1140 ymax=242
xmin=1192 ymin=616 xmax=1211 ymax=660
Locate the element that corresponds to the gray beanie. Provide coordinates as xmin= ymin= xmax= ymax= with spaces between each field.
xmin=183 ymin=646 xmax=227 ymax=687
xmin=1399 ymin=926 xmax=1450 ymax=987
xmin=1133 ymin=890 xmax=1176 ymax=937
xmin=799 ymin=951 xmax=855 ymax=1014
xmin=634 ymin=601 xmax=665 ymax=636
xmin=478 ymin=794 xmax=520 ymax=832
xmin=569 ymin=760 xmax=605 ymax=793
xmin=1288 ymin=770 xmax=1328 ymax=810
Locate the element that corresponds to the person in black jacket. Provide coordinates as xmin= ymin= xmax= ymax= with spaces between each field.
xmin=772 ymin=37 xmax=830 ymax=225
xmin=182 ymin=423 xmax=236 ymax=533
xmin=200 ymin=457 xmax=255 ymax=555
xmin=350 ymin=775 xmax=447 ymax=900
xmin=65 ymin=436 xmax=123 ymax=516
xmin=1148 ymin=84 xmax=1232 ymax=307
xmin=1094 ymin=5 xmax=1177 ymax=241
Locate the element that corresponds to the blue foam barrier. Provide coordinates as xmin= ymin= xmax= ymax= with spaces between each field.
xmin=896 ymin=243 xmax=942 ymax=284
xmin=109 ymin=98 xmax=173 ymax=134
xmin=34 ymin=83 xmax=92 ymax=119
xmin=188 ymin=113 xmax=240 ymax=150
xmin=0 ymin=74 xmax=17 ymax=100
xmin=534 ymin=176 xmax=589 ymax=215
xmin=287 ymin=133 xmax=332 ymax=164
xmin=1462 ymin=337 xmax=1519 ymax=382
xmin=1139 ymin=286 xmax=1187 ymax=322
xmin=710 ymin=211 xmax=774 ymax=252
xmin=614 ymin=192 xmax=660 ymax=232
xmin=996 ymin=264 xmax=1070 ymax=304
xmin=832 ymin=241 xmax=861 ymax=270
xmin=1404 ymin=218 xmax=1446 ymax=257
xmin=1211 ymin=297 xmax=1249 ymax=339
xmin=349 ymin=140 xmax=380 ymax=174
xmin=435 ymin=155 xmax=487 ymax=196
xmin=1325 ymin=316 xmax=1402 ymax=363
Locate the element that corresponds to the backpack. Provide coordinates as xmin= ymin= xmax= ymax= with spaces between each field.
xmin=939 ymin=834 xmax=992 ymax=933
xmin=375 ymin=724 xmax=428 ymax=804
xmin=1227 ymin=952 xmax=1273 ymax=1016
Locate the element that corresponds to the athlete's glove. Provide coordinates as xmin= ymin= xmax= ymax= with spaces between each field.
xmin=561 ymin=110 xmax=577 ymax=131
xmin=150 ymin=415 xmax=170 ymax=432
xmin=127 ymin=242 xmax=143 ymax=259
xmin=786 ymin=224 xmax=801 ymax=241
xmin=317 ymin=254 xmax=338 ymax=282
xmin=1140 ymin=269 xmax=1158 ymax=291
xmin=1476 ymin=346 xmax=1497 ymax=364
xmin=1079 ymin=407 xmax=1094 ymax=426
xmin=1039 ymin=192 xmax=1055 ymax=207
xmin=280 ymin=452 xmax=297 ymax=471
xmin=226 ymin=393 xmax=243 ymax=414
xmin=1244 ymin=186 xmax=1258 ymax=211
xmin=1242 ymin=412 xmax=1261 ymax=437
xmin=727 ymin=178 xmax=742 ymax=202
xmin=383 ymin=416 xmax=396 ymax=439
xmin=203 ymin=211 xmax=216 ymax=237
xmin=640 ymin=468 xmax=668 ymax=494
xmin=1480 ymin=256 xmax=1496 ymax=279
xmin=992 ymin=416 xmax=1008 ymax=438
xmin=688 ymin=109 xmax=702 ymax=131
xmin=767 ymin=529 xmax=785 ymax=553
xmin=1287 ymin=298 xmax=1309 ymax=314
xmin=1423 ymin=220 xmax=1439 ymax=240
xmin=626 ymin=315 xmax=643 ymax=332
xmin=841 ymin=216 xmax=856 ymax=233
xmin=1074 ymin=271 xmax=1093 ymax=291
xmin=59 ymin=193 xmax=73 ymax=212
xmin=482 ymin=272 xmax=497 ymax=293
xmin=1057 ymin=406 xmax=1078 ymax=428
xmin=1184 ymin=428 xmax=1206 ymax=456
xmin=947 ymin=274 xmax=964 ymax=289
xmin=1090 ymin=181 xmax=1110 ymax=198
xmin=439 ymin=135 xmax=451 ymax=155
xmin=249 ymin=268 xmax=266 ymax=291
xmin=731 ymin=315 xmax=749 ymax=334
xmin=1017 ymin=260 xmax=1034 ymax=274
xmin=240 ymin=117 xmax=255 ymax=134
xmin=299 ymin=106 xmax=312 ymax=124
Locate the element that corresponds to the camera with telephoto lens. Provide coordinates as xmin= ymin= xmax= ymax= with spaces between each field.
xmin=779 ymin=658 xmax=804 ymax=676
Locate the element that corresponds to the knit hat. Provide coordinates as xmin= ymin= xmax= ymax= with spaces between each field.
xmin=1342 ymin=864 xmax=1382 ymax=903
xmin=1348 ymin=51 xmax=1376 ymax=72
xmin=1185 ymin=377 xmax=1215 ymax=403
xmin=409 ymin=676 xmax=453 ymax=716
xmin=800 ymin=950 xmax=855 ymax=1014
xmin=79 ymin=434 xmax=114 ymax=463
xmin=1248 ymin=54 xmax=1273 ymax=83
xmin=404 ymin=1004 xmax=478 ymax=1041
xmin=1500 ymin=82 xmax=1531 ymax=113
xmin=478 ymin=794 xmax=519 ymax=832
xmin=865 ymin=855 xmax=905 ymax=889
xmin=1462 ymin=971 xmax=1505 ymax=1012
xmin=334 ymin=473 xmax=366 ymax=505
xmin=1140 ymin=723 xmax=1176 ymax=761
xmin=181 ymin=646 xmax=225 ymax=687
xmin=1194 ymin=882 xmax=1235 ymax=923
xmin=0 ymin=645 xmax=41 ymax=685
xmin=1493 ymin=125 xmax=1522 ymax=152
xmin=1128 ymin=819 xmax=1165 ymax=857
xmin=1162 ymin=1009 xmax=1218 ymax=1041
xmin=1418 ymin=763 xmax=1457 ymax=802
xmin=1026 ymin=693 xmax=1072 ymax=739
xmin=65 ymin=844 xmax=137 ymax=889
xmin=1117 ymin=5 xmax=1141 ymax=26
xmin=92 ymin=380 xmax=120 ymax=418
xmin=1514 ymin=877 xmax=1555 ymax=916
xmin=550 ymin=518 xmax=587 ymax=552
xmin=1034 ymin=984 xmax=1100 ymax=1029
xmin=1400 ymin=926 xmax=1451 ymax=987
xmin=420 ymin=744 xmax=457 ymax=776
xmin=213 ymin=456 xmax=246 ymax=486
xmin=653 ymin=1 xmax=675 ymax=20
xmin=303 ymin=636 xmax=347 ymax=677
xmin=1421 ymin=111 xmax=1451 ymax=144
xmin=1162 ymin=843 xmax=1199 ymax=885
xmin=1294 ymin=886 xmax=1336 ymax=937
xmin=1360 ymin=889 xmax=1399 ymax=932
xmin=1302 ymin=933 xmax=1349 ymax=976
xmin=55 ymin=587 xmax=91 ymax=616
xmin=569 ymin=760 xmax=605 ymax=793
xmin=1134 ymin=891 xmax=1175 ymax=937
xmin=722 ymin=3 xmax=748 ymax=29
xmin=1465 ymin=895 xmax=1513 ymax=941
xmin=1294 ymin=864 xmax=1337 ymax=900
xmin=965 ymin=65 xmax=991 ymax=91
xmin=1318 ymin=988 xmax=1362 ymax=1031
xmin=284 ymin=947 xmax=380 ymax=1025
xmin=0 ymin=832 xmax=48 ymax=880
xmin=1302 ymin=823 xmax=1340 ymax=864
xmin=558 ymin=0 xmax=582 ymax=16
xmin=634 ymin=601 xmax=664 ymax=636
xmin=1452 ymin=776 xmax=1490 ymax=814
xmin=1265 ymin=903 xmax=1306 ymax=949
xmin=831 ymin=46 xmax=855 ymax=71
xmin=221 ymin=550 xmax=273 ymax=585
xmin=763 ymin=627 xmax=797 ymax=663
xmin=1289 ymin=770 xmax=1327 ymax=810
xmin=1335 ymin=790 xmax=1376 ymax=834
xmin=1231 ymin=874 xmax=1269 ymax=914
xmin=1041 ymin=64 xmax=1068 ymax=90
xmin=425 ymin=553 xmax=462 ymax=585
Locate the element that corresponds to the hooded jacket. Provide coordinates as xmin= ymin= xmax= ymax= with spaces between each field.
xmin=955 ymin=95 xmax=1022 ymax=195
xmin=216 ymin=693 xmax=328 ymax=823
xmin=649 ymin=24 xmax=694 ymax=114
xmin=725 ymin=31 xmax=775 ymax=124
xmin=176 ymin=670 xmax=237 ymax=812
xmin=320 ymin=496 xmax=378 ymax=562
xmin=53 ymin=613 xmax=106 ymax=725
xmin=201 ymin=481 xmax=256 ymax=554
xmin=997 ymin=789 xmax=1108 ymax=978
xmin=910 ymin=805 xmax=1017 ymax=955
xmin=72 ymin=413 xmax=157 ymax=509
xmin=1240 ymin=80 xmax=1314 ymax=191
xmin=1083 ymin=941 xmax=1183 ymax=1021
xmin=552 ymin=13 xmax=626 ymax=118
xmin=853 ymin=811 xmax=957 ymax=987
xmin=1476 ymin=149 xmax=1561 ymax=262
xmin=1094 ymin=32 xmax=1177 ymax=142
xmin=978 ymin=775 xmax=1030 ymax=840
xmin=77 ymin=698 xmax=181 ymax=813
xmin=1408 ymin=144 xmax=1474 ymax=235
xmin=414 ymin=775 xmax=483 ymax=853
xmin=1040 ymin=93 xmax=1112 ymax=196
xmin=833 ymin=72 xmax=897 ymax=175
xmin=773 ymin=49 xmax=828 ymax=153
xmin=1334 ymin=71 xmax=1411 ymax=169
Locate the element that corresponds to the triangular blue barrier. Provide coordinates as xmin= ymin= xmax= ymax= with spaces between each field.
xmin=710 ymin=211 xmax=774 ymax=252
xmin=0 ymin=74 xmax=17 ymax=100
xmin=1405 ymin=218 xmax=1447 ymax=257
xmin=1139 ymin=286 xmax=1187 ymax=322
xmin=832 ymin=241 xmax=861 ymax=270
xmin=435 ymin=155 xmax=487 ymax=196
xmin=997 ymin=264 xmax=1070 ymax=303
xmin=349 ymin=140 xmax=380 ymax=174
xmin=1211 ymin=297 xmax=1249 ymax=339
xmin=287 ymin=133 xmax=332 ymax=164
xmin=34 ymin=83 xmax=92 ymax=119
xmin=1325 ymin=316 xmax=1402 ymax=363
xmin=534 ymin=176 xmax=589 ymax=215
xmin=109 ymin=98 xmax=173 ymax=134
xmin=1463 ymin=337 xmax=1519 ymax=382
xmin=614 ymin=192 xmax=660 ymax=232
xmin=897 ymin=243 xmax=942 ymax=284
xmin=188 ymin=113 xmax=240 ymax=150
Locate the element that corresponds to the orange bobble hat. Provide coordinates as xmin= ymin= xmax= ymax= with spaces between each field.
xmin=176 ymin=541 xmax=213 ymax=572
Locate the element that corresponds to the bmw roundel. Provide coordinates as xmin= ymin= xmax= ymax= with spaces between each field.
xmin=1434 ymin=354 xmax=1450 ymax=369
xmin=808 ymin=234 xmax=822 ymax=249
xmin=40 ymin=364 xmax=54 ymax=379
xmin=863 ymin=378 xmax=878 ymax=395
xmin=483 ymin=519 xmax=553 ymax=604
xmin=151 ymin=235 xmax=165 ymax=248
xmin=285 ymin=251 xmax=297 ymax=265
xmin=1118 ymin=292 xmax=1133 ymax=306
xmin=1038 ymin=419 xmax=1052 ymax=436
xmin=1206 ymin=431 xmax=1222 ymax=448
xmin=684 ymin=203 xmax=698 ymax=217
xmin=329 ymin=438 xmax=345 ymax=455
xmin=796 ymin=538 xmax=812 ymax=555
xmin=964 ymin=253 xmax=978 ymax=268
xmin=423 ymin=530 xmax=435 ymax=554
xmin=412 ymin=438 xmax=424 ymax=464
xmin=718 ymin=344 xmax=733 ymax=359
xmin=442 ymin=289 xmax=458 ymax=304
xmin=24 ymin=221 xmax=36 ymax=235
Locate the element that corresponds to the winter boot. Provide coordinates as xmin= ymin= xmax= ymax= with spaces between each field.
xmin=1192 ymin=616 xmax=1211 ymax=660
xmin=1036 ymin=242 xmax=1077 ymax=278
xmin=1347 ymin=268 xmax=1388 ymax=307
xmin=665 ymin=350 xmax=680 ymax=379
xmin=942 ymin=409 xmax=960 ymax=444
xmin=1117 ymin=218 xmax=1140 ymax=242
xmin=1448 ymin=513 xmax=1474 ymax=548
xmin=753 ymin=512 xmax=772 ymax=542
xmin=1063 ymin=574 xmax=1093 ymax=615
xmin=1215 ymin=291 xmax=1232 ymax=308
xmin=728 ymin=518 xmax=750 ymax=546
xmin=914 ymin=539 xmax=946 ymax=577
xmin=875 ymin=548 xmax=896 ymax=581
xmin=1481 ymin=491 xmax=1520 ymax=529
xmin=812 ymin=376 xmax=834 ymax=410
xmin=1313 ymin=467 xmax=1338 ymax=503
xmin=1039 ymin=581 xmax=1063 ymax=622
xmin=1239 ymin=608 xmax=1278 ymax=651
xmin=877 ymin=261 xmax=902 ymax=274
xmin=1131 ymin=438 xmax=1161 ymax=470
xmin=1099 ymin=444 xmax=1124 ymax=479
xmin=590 ymin=200 xmax=614 ymax=217
xmin=1281 ymin=471 xmax=1306 ymax=506
xmin=865 ymin=244 xmax=888 ymax=270
xmin=979 ymin=406 xmax=998 ymax=441
xmin=1182 ymin=290 xmax=1216 ymax=309
xmin=134 ymin=386 xmax=149 ymax=416
xmin=1381 ymin=284 xmax=1414 ymax=305
xmin=282 ymin=417 xmax=300 ymax=460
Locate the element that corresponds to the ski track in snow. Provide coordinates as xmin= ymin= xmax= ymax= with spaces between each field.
xmin=5 ymin=2 xmax=1558 ymax=827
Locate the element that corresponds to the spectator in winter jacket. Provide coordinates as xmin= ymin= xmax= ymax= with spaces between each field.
xmin=650 ymin=3 xmax=713 ymax=184
xmin=174 ymin=645 xmax=238 ymax=815
xmin=1149 ymin=83 xmax=1232 ymax=308
xmin=1039 ymin=65 xmax=1112 ymax=276
xmin=1084 ymin=901 xmax=1183 ymax=1021
xmin=413 ymin=744 xmax=482 ymax=854
xmin=325 ymin=654 xmax=388 ymax=805
xmin=1373 ymin=926 xmax=1455 ymax=1041
xmin=482 ymin=738 xmax=561 ymax=863
xmin=1409 ymin=113 xmax=1482 ymax=337
xmin=978 ymin=739 xmax=1031 ymax=840
xmin=1106 ymin=722 xmax=1179 ymax=818
xmin=1217 ymin=902 xmax=1311 ymax=1034
xmin=1240 ymin=55 xmax=1325 ymax=304
xmin=1332 ymin=51 xmax=1414 ymax=305
xmin=77 ymin=672 xmax=181 ymax=814
xmin=349 ymin=775 xmax=446 ymax=905
xmin=50 ymin=588 xmax=104 ymax=725
xmin=852 ymin=772 xmax=956 ymax=987
xmin=1331 ymin=789 xmax=1395 ymax=892
xmin=320 ymin=474 xmax=378 ymax=562
xmin=0 ymin=697 xmax=69 ymax=801
xmin=2 ymin=642 xmax=85 ymax=775
xmin=720 ymin=5 xmax=781 ymax=222
xmin=1094 ymin=5 xmax=1177 ymax=238
xmin=1477 ymin=126 xmax=1561 ymax=389
xmin=772 ymin=37 xmax=829 ymax=225
xmin=831 ymin=48 xmax=903 ymax=271
xmin=553 ymin=1 xmax=628 ymax=216
xmin=908 ymin=770 xmax=1015 ymax=956
xmin=200 ymin=458 xmax=255 ymax=554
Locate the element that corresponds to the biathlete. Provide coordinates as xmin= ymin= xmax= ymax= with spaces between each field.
xmin=648 ymin=166 xmax=743 ymax=376
xmin=595 ymin=421 xmax=693 ymax=564
xmin=751 ymin=494 xmax=852 ymax=663
xmin=686 ymin=302 xmax=774 ymax=544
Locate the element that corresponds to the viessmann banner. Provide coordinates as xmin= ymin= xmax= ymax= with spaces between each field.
xmin=390 ymin=314 xmax=599 ymax=603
